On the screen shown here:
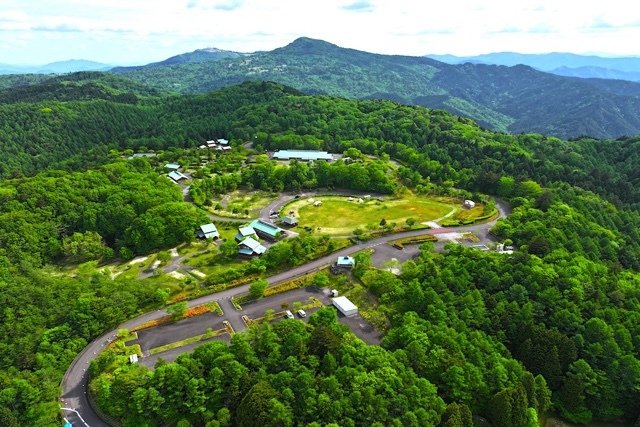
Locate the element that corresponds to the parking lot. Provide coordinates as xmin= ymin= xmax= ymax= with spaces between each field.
xmin=238 ymin=285 xmax=332 ymax=320
xmin=370 ymin=243 xmax=421 ymax=268
xmin=129 ymin=285 xmax=382 ymax=367
xmin=129 ymin=312 xmax=225 ymax=353
xmin=139 ymin=333 xmax=231 ymax=369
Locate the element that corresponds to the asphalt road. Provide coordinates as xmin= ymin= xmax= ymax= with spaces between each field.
xmin=59 ymin=198 xmax=509 ymax=427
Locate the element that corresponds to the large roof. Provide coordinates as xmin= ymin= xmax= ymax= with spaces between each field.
xmin=249 ymin=220 xmax=282 ymax=237
xmin=273 ymin=150 xmax=333 ymax=161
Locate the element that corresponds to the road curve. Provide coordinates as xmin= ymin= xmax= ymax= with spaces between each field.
xmin=60 ymin=199 xmax=509 ymax=427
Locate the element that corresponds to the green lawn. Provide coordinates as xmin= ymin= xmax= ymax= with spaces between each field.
xmin=284 ymin=195 xmax=454 ymax=235
xmin=211 ymin=190 xmax=278 ymax=218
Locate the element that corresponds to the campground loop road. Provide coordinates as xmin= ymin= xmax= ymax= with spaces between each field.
xmin=60 ymin=197 xmax=509 ymax=427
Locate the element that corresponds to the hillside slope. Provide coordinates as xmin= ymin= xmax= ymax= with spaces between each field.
xmin=109 ymin=38 xmax=640 ymax=139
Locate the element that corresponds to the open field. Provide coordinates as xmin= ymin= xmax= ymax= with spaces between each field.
xmin=282 ymin=195 xmax=454 ymax=235
xmin=210 ymin=190 xmax=279 ymax=218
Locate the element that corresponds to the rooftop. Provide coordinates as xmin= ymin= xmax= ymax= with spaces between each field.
xmin=240 ymin=237 xmax=266 ymax=254
xmin=239 ymin=226 xmax=256 ymax=236
xmin=250 ymin=220 xmax=282 ymax=237
xmin=337 ymin=256 xmax=355 ymax=267
xmin=281 ymin=216 xmax=298 ymax=225
xmin=332 ymin=296 xmax=357 ymax=311
xmin=168 ymin=171 xmax=188 ymax=181
xmin=273 ymin=150 xmax=333 ymax=161
xmin=199 ymin=223 xmax=219 ymax=239
xmin=164 ymin=163 xmax=180 ymax=170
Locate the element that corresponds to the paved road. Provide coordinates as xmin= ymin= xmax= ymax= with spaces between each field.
xmin=60 ymin=199 xmax=509 ymax=427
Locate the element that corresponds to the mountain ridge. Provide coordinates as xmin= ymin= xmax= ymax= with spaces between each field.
xmin=107 ymin=37 xmax=640 ymax=139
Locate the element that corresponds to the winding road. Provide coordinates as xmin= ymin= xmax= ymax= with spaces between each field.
xmin=59 ymin=196 xmax=509 ymax=427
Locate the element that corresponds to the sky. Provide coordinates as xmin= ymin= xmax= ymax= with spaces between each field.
xmin=1 ymin=0 xmax=640 ymax=65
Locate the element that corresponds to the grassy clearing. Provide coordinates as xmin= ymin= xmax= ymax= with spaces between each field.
xmin=211 ymin=190 xmax=278 ymax=218
xmin=148 ymin=328 xmax=226 ymax=355
xmin=455 ymin=205 xmax=486 ymax=220
xmin=283 ymin=195 xmax=452 ymax=235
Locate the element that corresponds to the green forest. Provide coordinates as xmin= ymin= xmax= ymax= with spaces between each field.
xmin=0 ymin=77 xmax=639 ymax=426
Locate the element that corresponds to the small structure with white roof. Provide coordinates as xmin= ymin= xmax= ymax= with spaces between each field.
xmin=164 ymin=163 xmax=180 ymax=171
xmin=196 ymin=223 xmax=219 ymax=240
xmin=168 ymin=171 xmax=188 ymax=182
xmin=463 ymin=200 xmax=476 ymax=209
xmin=332 ymin=296 xmax=358 ymax=316
xmin=238 ymin=237 xmax=267 ymax=257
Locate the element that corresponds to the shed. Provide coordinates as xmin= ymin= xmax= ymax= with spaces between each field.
xmin=239 ymin=237 xmax=266 ymax=256
xmin=198 ymin=223 xmax=219 ymax=239
xmin=217 ymin=138 xmax=230 ymax=145
xmin=336 ymin=256 xmax=355 ymax=268
xmin=168 ymin=171 xmax=188 ymax=182
xmin=280 ymin=216 xmax=298 ymax=226
xmin=164 ymin=163 xmax=180 ymax=171
xmin=238 ymin=225 xmax=257 ymax=238
xmin=314 ymin=201 xmax=322 ymax=207
xmin=332 ymin=296 xmax=358 ymax=316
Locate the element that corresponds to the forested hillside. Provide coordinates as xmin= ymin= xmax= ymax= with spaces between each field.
xmin=107 ymin=37 xmax=640 ymax=139
xmin=0 ymin=80 xmax=639 ymax=426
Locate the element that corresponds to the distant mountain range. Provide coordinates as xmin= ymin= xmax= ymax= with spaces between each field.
xmin=0 ymin=59 xmax=112 ymax=75
xmin=110 ymin=48 xmax=250 ymax=73
xmin=105 ymin=37 xmax=640 ymax=139
xmin=4 ymin=39 xmax=640 ymax=139
xmin=425 ymin=52 xmax=640 ymax=82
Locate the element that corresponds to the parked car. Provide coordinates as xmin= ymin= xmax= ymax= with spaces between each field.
xmin=298 ymin=309 xmax=307 ymax=318
xmin=285 ymin=310 xmax=294 ymax=319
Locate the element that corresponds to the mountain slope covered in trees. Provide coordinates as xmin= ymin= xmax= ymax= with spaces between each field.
xmin=0 ymin=80 xmax=639 ymax=426
xmin=107 ymin=37 xmax=640 ymax=139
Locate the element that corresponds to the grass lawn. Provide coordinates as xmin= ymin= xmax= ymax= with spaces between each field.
xmin=210 ymin=190 xmax=278 ymax=218
xmin=283 ymin=195 xmax=453 ymax=235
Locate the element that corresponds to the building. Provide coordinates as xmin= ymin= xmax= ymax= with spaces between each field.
xmin=164 ymin=163 xmax=180 ymax=171
xmin=196 ymin=223 xmax=219 ymax=240
xmin=235 ymin=225 xmax=258 ymax=242
xmin=273 ymin=150 xmax=333 ymax=162
xmin=168 ymin=171 xmax=188 ymax=182
xmin=128 ymin=153 xmax=156 ymax=159
xmin=336 ymin=256 xmax=355 ymax=268
xmin=280 ymin=216 xmax=298 ymax=227
xmin=463 ymin=200 xmax=476 ymax=209
xmin=217 ymin=138 xmax=229 ymax=145
xmin=238 ymin=237 xmax=267 ymax=257
xmin=249 ymin=220 xmax=284 ymax=241
xmin=332 ymin=296 xmax=358 ymax=316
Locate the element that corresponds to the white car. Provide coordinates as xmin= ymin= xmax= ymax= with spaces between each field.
xmin=285 ymin=310 xmax=294 ymax=319
xmin=298 ymin=309 xmax=307 ymax=318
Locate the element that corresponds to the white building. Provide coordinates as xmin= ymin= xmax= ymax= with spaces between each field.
xmin=332 ymin=296 xmax=358 ymax=316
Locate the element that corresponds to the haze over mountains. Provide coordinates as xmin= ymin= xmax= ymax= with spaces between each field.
xmin=425 ymin=52 xmax=640 ymax=81
xmin=0 ymin=59 xmax=112 ymax=75
xmin=4 ymin=37 xmax=640 ymax=139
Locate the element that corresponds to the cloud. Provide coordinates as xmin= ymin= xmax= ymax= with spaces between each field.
xmin=187 ymin=0 xmax=244 ymax=11
xmin=341 ymin=0 xmax=375 ymax=12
